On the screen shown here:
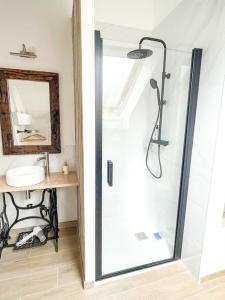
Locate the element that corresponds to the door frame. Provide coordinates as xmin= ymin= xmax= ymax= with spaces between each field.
xmin=95 ymin=30 xmax=202 ymax=280
xmin=95 ymin=30 xmax=103 ymax=279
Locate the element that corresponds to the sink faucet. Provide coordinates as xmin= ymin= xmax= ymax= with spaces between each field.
xmin=37 ymin=152 xmax=49 ymax=177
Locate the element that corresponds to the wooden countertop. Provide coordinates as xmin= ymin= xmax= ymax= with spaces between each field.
xmin=0 ymin=171 xmax=79 ymax=193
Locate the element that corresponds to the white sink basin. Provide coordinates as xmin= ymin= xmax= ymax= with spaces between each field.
xmin=6 ymin=166 xmax=45 ymax=187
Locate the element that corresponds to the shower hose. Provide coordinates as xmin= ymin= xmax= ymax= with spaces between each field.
xmin=145 ymin=91 xmax=163 ymax=179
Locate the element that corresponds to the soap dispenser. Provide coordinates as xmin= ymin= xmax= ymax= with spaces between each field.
xmin=62 ymin=162 xmax=69 ymax=175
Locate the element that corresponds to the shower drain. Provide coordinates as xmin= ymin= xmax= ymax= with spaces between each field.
xmin=135 ymin=232 xmax=148 ymax=241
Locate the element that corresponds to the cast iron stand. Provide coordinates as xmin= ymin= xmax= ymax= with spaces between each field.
xmin=0 ymin=188 xmax=59 ymax=258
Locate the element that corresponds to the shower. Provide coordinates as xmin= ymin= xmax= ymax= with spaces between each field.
xmin=96 ymin=30 xmax=202 ymax=279
xmin=127 ymin=37 xmax=170 ymax=179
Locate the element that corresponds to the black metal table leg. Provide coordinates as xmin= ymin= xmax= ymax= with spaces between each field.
xmin=0 ymin=193 xmax=9 ymax=258
xmin=0 ymin=188 xmax=60 ymax=256
xmin=49 ymin=188 xmax=59 ymax=252
xmin=54 ymin=188 xmax=59 ymax=252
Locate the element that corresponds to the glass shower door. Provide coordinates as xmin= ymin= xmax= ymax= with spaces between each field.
xmin=100 ymin=38 xmax=193 ymax=276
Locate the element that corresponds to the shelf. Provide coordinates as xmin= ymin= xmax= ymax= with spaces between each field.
xmin=0 ymin=171 xmax=79 ymax=193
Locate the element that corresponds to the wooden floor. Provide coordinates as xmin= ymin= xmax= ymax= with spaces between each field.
xmin=0 ymin=226 xmax=225 ymax=300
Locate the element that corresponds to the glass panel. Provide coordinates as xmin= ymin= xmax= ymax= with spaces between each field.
xmin=102 ymin=38 xmax=192 ymax=275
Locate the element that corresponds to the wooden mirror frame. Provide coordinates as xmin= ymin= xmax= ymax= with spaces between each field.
xmin=0 ymin=68 xmax=61 ymax=155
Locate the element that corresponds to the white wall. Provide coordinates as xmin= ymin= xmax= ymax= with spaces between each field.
xmin=95 ymin=0 xmax=154 ymax=31
xmin=199 ymin=76 xmax=225 ymax=277
xmin=0 ymin=0 xmax=77 ymax=227
xmin=79 ymin=0 xmax=96 ymax=284
xmin=95 ymin=0 xmax=183 ymax=32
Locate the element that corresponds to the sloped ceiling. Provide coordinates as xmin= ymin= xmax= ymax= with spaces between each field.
xmin=95 ymin=0 xmax=183 ymax=32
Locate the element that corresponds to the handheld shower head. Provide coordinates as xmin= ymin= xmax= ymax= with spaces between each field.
xmin=150 ymin=79 xmax=161 ymax=106
xmin=150 ymin=78 xmax=158 ymax=89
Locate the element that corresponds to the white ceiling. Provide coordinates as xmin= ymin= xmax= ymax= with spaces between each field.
xmin=95 ymin=0 xmax=183 ymax=32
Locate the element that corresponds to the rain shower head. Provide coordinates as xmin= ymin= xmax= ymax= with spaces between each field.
xmin=150 ymin=79 xmax=158 ymax=89
xmin=127 ymin=47 xmax=153 ymax=59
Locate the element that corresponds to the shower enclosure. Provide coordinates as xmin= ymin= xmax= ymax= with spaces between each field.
xmin=95 ymin=31 xmax=202 ymax=279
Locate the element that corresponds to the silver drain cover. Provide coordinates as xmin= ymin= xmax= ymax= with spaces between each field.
xmin=135 ymin=232 xmax=148 ymax=241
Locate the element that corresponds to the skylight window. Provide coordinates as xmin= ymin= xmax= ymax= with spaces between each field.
xmin=103 ymin=56 xmax=135 ymax=110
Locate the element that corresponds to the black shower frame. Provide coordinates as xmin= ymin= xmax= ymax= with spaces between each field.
xmin=95 ymin=30 xmax=202 ymax=281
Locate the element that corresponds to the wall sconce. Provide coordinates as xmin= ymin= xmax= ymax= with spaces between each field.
xmin=10 ymin=44 xmax=37 ymax=59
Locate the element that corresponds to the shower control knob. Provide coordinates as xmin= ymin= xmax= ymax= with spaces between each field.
xmin=165 ymin=73 xmax=171 ymax=79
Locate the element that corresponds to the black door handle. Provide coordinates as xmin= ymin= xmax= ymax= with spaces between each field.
xmin=107 ymin=160 xmax=113 ymax=187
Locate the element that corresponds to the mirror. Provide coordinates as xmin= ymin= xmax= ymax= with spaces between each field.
xmin=0 ymin=68 xmax=61 ymax=154
xmin=8 ymin=80 xmax=51 ymax=146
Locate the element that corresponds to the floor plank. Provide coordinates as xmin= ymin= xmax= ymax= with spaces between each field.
xmin=0 ymin=269 xmax=57 ymax=300
xmin=1 ymin=225 xmax=225 ymax=299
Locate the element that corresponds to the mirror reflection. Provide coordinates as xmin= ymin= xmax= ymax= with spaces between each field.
xmin=8 ymin=79 xmax=51 ymax=146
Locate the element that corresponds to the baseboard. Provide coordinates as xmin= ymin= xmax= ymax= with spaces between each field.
xmin=83 ymin=281 xmax=95 ymax=289
xmin=59 ymin=220 xmax=78 ymax=229
xmin=200 ymin=269 xmax=225 ymax=283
